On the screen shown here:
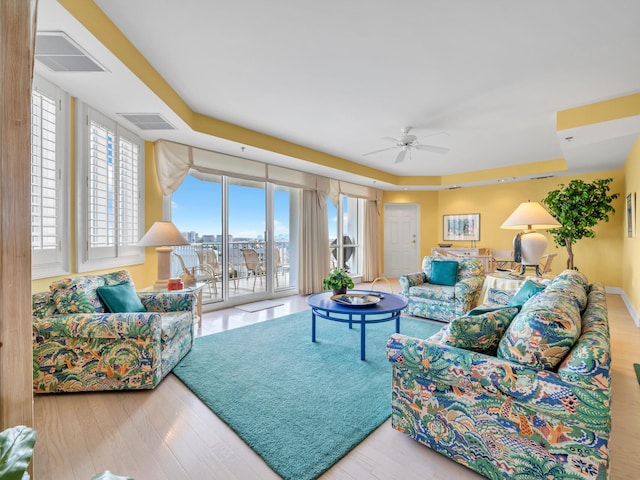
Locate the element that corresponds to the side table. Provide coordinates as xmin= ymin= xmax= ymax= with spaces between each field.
xmin=140 ymin=283 xmax=205 ymax=328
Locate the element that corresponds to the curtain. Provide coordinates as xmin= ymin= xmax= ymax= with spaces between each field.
xmin=299 ymin=178 xmax=330 ymax=294
xmin=362 ymin=198 xmax=381 ymax=281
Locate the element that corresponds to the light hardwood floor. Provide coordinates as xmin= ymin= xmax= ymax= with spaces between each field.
xmin=33 ymin=281 xmax=640 ymax=479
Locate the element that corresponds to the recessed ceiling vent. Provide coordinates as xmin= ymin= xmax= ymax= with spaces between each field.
xmin=118 ymin=113 xmax=176 ymax=130
xmin=36 ymin=31 xmax=106 ymax=72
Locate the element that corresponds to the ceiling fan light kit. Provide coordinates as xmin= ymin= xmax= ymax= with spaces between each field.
xmin=363 ymin=126 xmax=450 ymax=163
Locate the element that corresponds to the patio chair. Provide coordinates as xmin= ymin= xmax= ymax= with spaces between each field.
xmin=175 ymin=251 xmax=217 ymax=296
xmin=274 ymin=247 xmax=289 ymax=288
xmin=240 ymin=248 xmax=266 ymax=292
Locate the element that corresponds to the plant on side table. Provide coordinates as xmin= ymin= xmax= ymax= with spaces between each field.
xmin=322 ymin=268 xmax=355 ymax=295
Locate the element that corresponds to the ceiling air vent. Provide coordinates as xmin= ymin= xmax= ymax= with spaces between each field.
xmin=118 ymin=113 xmax=176 ymax=130
xmin=36 ymin=31 xmax=106 ymax=72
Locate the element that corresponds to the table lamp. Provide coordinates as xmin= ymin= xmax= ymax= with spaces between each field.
xmin=138 ymin=221 xmax=189 ymax=289
xmin=501 ymin=201 xmax=561 ymax=275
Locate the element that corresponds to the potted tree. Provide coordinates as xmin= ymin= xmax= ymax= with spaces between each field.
xmin=542 ymin=178 xmax=619 ymax=270
xmin=322 ymin=268 xmax=355 ymax=295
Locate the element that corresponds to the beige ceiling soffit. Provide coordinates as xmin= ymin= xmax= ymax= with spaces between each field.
xmin=557 ymin=92 xmax=640 ymax=131
xmin=441 ymin=158 xmax=568 ymax=186
xmin=393 ymin=176 xmax=441 ymax=186
xmin=58 ymin=0 xmax=193 ymax=123
xmin=58 ymin=0 xmax=398 ymax=185
xmin=191 ymin=114 xmax=398 ymax=184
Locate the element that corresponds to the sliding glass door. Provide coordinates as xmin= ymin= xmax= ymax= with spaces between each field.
xmin=171 ymin=173 xmax=299 ymax=306
xmin=228 ymin=178 xmax=266 ymax=299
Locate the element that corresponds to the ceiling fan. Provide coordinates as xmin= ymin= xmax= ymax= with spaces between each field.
xmin=363 ymin=126 xmax=450 ymax=163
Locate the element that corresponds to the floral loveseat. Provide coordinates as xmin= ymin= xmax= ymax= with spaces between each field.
xmin=33 ymin=270 xmax=194 ymax=393
xmin=387 ymin=270 xmax=611 ymax=479
xmin=399 ymin=256 xmax=485 ymax=322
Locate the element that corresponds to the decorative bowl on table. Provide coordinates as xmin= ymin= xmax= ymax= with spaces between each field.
xmin=438 ymin=243 xmax=453 ymax=248
xmin=330 ymin=293 xmax=381 ymax=307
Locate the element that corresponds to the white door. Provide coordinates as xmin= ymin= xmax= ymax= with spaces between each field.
xmin=384 ymin=203 xmax=419 ymax=277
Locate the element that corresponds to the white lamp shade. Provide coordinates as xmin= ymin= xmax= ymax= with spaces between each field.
xmin=138 ymin=221 xmax=188 ymax=247
xmin=501 ymin=202 xmax=561 ymax=230
xmin=139 ymin=221 xmax=188 ymax=290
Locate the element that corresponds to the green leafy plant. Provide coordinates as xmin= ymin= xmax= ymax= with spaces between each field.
xmin=542 ymin=178 xmax=619 ymax=270
xmin=322 ymin=268 xmax=354 ymax=292
xmin=0 ymin=425 xmax=37 ymax=480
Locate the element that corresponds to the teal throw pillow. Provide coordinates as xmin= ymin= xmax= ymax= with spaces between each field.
xmin=467 ymin=305 xmax=508 ymax=315
xmin=96 ymin=282 xmax=146 ymax=313
xmin=508 ymin=279 xmax=546 ymax=309
xmin=441 ymin=307 xmax=519 ymax=354
xmin=430 ymin=260 xmax=459 ymax=286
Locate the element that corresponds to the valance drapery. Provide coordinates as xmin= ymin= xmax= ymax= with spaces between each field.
xmin=153 ymin=139 xmax=381 ymax=292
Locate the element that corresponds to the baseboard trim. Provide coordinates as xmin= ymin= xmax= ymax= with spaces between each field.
xmin=611 ymin=287 xmax=640 ymax=327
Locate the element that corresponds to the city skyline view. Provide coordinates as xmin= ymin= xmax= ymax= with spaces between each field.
xmin=172 ymin=175 xmax=292 ymax=241
xmin=172 ymin=174 xmax=342 ymax=241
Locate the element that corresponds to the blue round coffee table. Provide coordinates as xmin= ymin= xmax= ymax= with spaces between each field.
xmin=307 ymin=290 xmax=408 ymax=361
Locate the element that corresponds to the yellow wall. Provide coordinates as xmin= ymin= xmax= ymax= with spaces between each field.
xmin=623 ymin=137 xmax=640 ymax=317
xmin=383 ymin=170 xmax=625 ymax=287
xmin=31 ymin=139 xmax=163 ymax=293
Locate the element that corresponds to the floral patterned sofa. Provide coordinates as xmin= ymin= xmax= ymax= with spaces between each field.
xmin=33 ymin=270 xmax=194 ymax=393
xmin=399 ymin=256 xmax=485 ymax=322
xmin=387 ymin=270 xmax=611 ymax=479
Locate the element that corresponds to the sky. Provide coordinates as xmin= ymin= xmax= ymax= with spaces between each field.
xmin=172 ymin=175 xmax=292 ymax=239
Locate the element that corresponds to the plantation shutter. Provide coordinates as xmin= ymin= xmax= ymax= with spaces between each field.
xmin=117 ymin=130 xmax=142 ymax=256
xmin=88 ymin=114 xmax=116 ymax=259
xmin=79 ymin=105 xmax=144 ymax=271
xmin=31 ymin=90 xmax=58 ymax=253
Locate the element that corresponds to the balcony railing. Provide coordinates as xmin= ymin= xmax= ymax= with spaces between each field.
xmin=171 ymin=241 xmax=290 ymax=301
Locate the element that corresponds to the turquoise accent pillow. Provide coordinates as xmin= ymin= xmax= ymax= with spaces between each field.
xmin=467 ymin=305 xmax=508 ymax=315
xmin=508 ymin=279 xmax=546 ymax=308
xmin=441 ymin=307 xmax=519 ymax=353
xmin=96 ymin=282 xmax=146 ymax=313
xmin=430 ymin=260 xmax=459 ymax=286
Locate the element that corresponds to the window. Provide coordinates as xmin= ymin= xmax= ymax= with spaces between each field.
xmin=328 ymin=195 xmax=363 ymax=276
xmin=31 ymin=76 xmax=69 ymax=278
xmin=76 ymin=104 xmax=144 ymax=271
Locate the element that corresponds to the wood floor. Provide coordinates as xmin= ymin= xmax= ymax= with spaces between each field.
xmin=33 ymin=281 xmax=640 ymax=479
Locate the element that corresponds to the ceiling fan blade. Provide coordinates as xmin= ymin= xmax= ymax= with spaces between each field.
xmin=394 ymin=149 xmax=407 ymax=163
xmin=362 ymin=146 xmax=397 ymax=156
xmin=381 ymin=136 xmax=401 ymax=144
xmin=414 ymin=144 xmax=450 ymax=154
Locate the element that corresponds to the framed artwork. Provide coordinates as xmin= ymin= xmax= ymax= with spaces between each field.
xmin=626 ymin=192 xmax=636 ymax=238
xmin=443 ymin=213 xmax=480 ymax=241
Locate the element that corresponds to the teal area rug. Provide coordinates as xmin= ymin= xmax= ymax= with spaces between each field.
xmin=634 ymin=363 xmax=640 ymax=385
xmin=173 ymin=310 xmax=442 ymax=480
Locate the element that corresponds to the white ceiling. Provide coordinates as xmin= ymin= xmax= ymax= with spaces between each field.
xmin=35 ymin=0 xmax=640 ymax=190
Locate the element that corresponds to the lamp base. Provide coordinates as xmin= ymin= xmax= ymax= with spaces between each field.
xmin=520 ymin=264 xmax=542 ymax=276
xmin=154 ymin=245 xmax=173 ymax=291
xmin=518 ymin=230 xmax=548 ymax=275
xmin=153 ymin=279 xmax=170 ymax=290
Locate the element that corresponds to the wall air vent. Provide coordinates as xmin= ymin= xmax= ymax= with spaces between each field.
xmin=118 ymin=113 xmax=176 ymax=130
xmin=531 ymin=175 xmax=555 ymax=180
xmin=36 ymin=31 xmax=106 ymax=72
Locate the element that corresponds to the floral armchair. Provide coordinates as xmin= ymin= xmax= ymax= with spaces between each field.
xmin=399 ymin=256 xmax=485 ymax=322
xmin=32 ymin=270 xmax=194 ymax=393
